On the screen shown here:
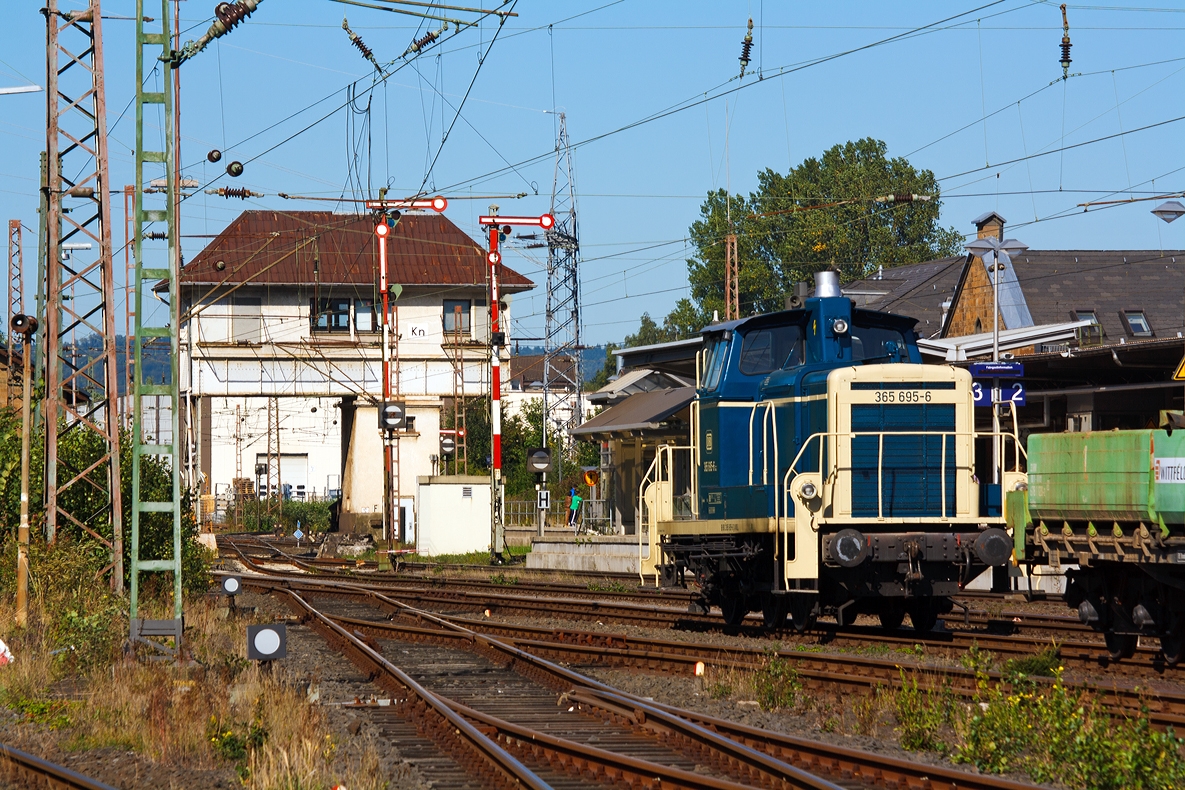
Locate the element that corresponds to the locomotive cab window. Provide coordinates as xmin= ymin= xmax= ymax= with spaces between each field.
xmin=701 ymin=337 xmax=730 ymax=391
xmin=738 ymin=324 xmax=804 ymax=375
xmin=851 ymin=324 xmax=906 ymax=362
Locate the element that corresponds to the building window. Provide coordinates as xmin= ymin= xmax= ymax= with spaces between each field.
xmin=1074 ymin=309 xmax=1098 ymax=324
xmin=443 ymin=299 xmax=471 ymax=335
xmin=231 ymin=295 xmax=261 ymax=343
xmin=354 ymin=299 xmax=376 ymax=332
xmin=1124 ymin=311 xmax=1152 ymax=337
xmin=311 ymin=297 xmax=351 ymax=333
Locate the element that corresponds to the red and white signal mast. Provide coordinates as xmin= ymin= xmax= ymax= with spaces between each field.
xmin=479 ymin=209 xmax=555 ymax=560
xmin=372 ymin=197 xmax=448 ymax=543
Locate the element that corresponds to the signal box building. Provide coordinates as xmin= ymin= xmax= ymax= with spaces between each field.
xmin=177 ymin=209 xmax=533 ymax=533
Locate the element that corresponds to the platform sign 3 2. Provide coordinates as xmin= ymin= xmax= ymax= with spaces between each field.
xmin=972 ymin=381 xmax=1026 ymax=407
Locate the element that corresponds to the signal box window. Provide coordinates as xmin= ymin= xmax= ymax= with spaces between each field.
xmin=739 ymin=324 xmax=804 ymax=375
xmin=1123 ymin=311 xmax=1152 ymax=337
xmin=443 ymin=300 xmax=471 ymax=335
xmin=311 ymin=297 xmax=351 ymax=333
xmin=851 ymin=324 xmax=906 ymax=362
xmin=354 ymin=299 xmax=376 ymax=332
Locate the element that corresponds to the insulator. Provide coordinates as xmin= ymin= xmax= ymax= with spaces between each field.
xmin=738 ymin=17 xmax=754 ymax=78
xmin=342 ymin=17 xmax=379 ymax=69
xmin=214 ymin=1 xmax=255 ymax=32
xmin=1059 ymin=3 xmax=1072 ymax=79
xmin=408 ymin=29 xmax=440 ymax=54
xmin=218 ymin=187 xmax=253 ymax=199
xmin=143 ymin=231 xmax=167 ymax=240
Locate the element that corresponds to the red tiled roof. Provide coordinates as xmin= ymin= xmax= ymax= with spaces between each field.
xmin=179 ymin=210 xmax=533 ymax=291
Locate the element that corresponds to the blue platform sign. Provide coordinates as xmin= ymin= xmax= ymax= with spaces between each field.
xmin=973 ymin=381 xmax=1026 ymax=407
xmin=969 ymin=362 xmax=1024 ymax=377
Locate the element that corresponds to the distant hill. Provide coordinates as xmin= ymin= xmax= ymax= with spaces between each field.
xmin=514 ymin=345 xmax=607 ymax=376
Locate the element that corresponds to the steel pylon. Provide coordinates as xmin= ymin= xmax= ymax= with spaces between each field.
xmin=42 ymin=0 xmax=125 ymax=584
xmin=129 ymin=0 xmax=183 ymax=643
xmin=6 ymin=221 xmax=21 ymax=406
xmin=544 ymin=112 xmax=583 ymax=481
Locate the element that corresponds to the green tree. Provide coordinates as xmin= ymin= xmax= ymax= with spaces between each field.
xmin=623 ymin=312 xmax=674 ymax=348
xmin=584 ymin=342 xmax=619 ymax=391
xmin=673 ymin=138 xmax=963 ymax=327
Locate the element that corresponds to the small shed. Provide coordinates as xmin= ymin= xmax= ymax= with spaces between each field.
xmin=416 ymin=475 xmax=491 ymax=556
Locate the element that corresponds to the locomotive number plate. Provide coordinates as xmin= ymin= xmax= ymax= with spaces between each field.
xmin=873 ymin=390 xmax=934 ymax=403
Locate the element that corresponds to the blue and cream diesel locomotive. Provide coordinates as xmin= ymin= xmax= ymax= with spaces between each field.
xmin=639 ymin=271 xmax=1021 ymax=630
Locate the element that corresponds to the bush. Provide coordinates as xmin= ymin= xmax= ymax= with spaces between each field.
xmin=953 ymin=669 xmax=1185 ymax=789
xmin=753 ymin=655 xmax=802 ymax=712
xmin=894 ymin=671 xmax=955 ymax=751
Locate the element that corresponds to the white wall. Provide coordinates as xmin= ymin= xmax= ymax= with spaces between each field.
xmin=416 ymin=476 xmax=491 ymax=555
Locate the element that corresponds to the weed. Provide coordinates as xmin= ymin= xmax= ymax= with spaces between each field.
xmin=960 ymin=642 xmax=995 ymax=674
xmin=953 ymin=669 xmax=1185 ymax=788
xmin=488 ymin=572 xmax=519 ymax=586
xmin=1001 ymin=641 xmax=1060 ymax=679
xmin=893 ymin=670 xmax=954 ymax=751
xmin=10 ymin=697 xmax=73 ymax=729
xmin=752 ymin=654 xmax=802 ymax=712
xmin=852 ymin=689 xmax=887 ymax=737
xmin=706 ymin=680 xmax=733 ymax=700
xmin=587 ymin=580 xmax=629 ymax=593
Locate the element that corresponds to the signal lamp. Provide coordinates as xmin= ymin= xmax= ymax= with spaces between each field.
xmin=226 ymin=161 xmax=244 ymax=177
xmin=831 ymin=319 xmax=849 ymax=335
xmin=207 ymin=149 xmax=222 ymax=163
xmin=799 ymin=481 xmax=818 ymax=499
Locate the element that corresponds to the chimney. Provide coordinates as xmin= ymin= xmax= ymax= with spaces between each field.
xmin=972 ymin=211 xmax=1005 ymax=241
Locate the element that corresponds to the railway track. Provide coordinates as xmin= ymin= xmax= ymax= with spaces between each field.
xmin=222 ymin=535 xmax=1103 ymax=640
xmin=0 ymin=743 xmax=117 ymax=790
xmin=241 ymin=573 xmax=1185 ymax=731
xmin=261 ymin=580 xmax=1039 ymax=790
xmin=224 ymin=539 xmax=1178 ymax=672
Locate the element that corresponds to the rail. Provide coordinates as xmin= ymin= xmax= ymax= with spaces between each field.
xmin=0 ymin=742 xmax=119 ymax=790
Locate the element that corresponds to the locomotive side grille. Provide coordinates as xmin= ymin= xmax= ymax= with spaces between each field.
xmin=850 ymin=404 xmax=956 ymax=518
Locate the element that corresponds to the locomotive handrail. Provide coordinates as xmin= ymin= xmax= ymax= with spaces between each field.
xmin=638 ymin=453 xmax=660 ymax=585
xmin=779 ymin=426 xmax=1025 ymax=523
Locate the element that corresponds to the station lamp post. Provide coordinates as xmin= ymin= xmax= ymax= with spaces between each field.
xmin=964 ymin=235 xmax=1028 ymax=487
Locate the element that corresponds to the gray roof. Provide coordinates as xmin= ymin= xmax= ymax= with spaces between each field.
xmin=842 ymin=258 xmax=964 ymax=337
xmin=999 ymin=250 xmax=1185 ymax=342
xmin=571 ymin=387 xmax=694 ymax=440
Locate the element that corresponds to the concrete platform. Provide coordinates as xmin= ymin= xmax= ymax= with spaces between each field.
xmin=526 ymin=534 xmax=640 ymax=574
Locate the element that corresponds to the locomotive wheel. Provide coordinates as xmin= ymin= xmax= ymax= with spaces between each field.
xmin=788 ymin=596 xmax=816 ymax=633
xmin=761 ymin=594 xmax=787 ymax=629
xmin=1104 ymin=631 xmax=1137 ymax=661
xmin=907 ymin=600 xmax=939 ymax=633
xmin=835 ymin=603 xmax=859 ymax=628
xmin=879 ymin=604 xmax=906 ymax=630
xmin=1162 ymin=633 xmax=1185 ymax=667
xmin=720 ymin=596 xmax=747 ymax=627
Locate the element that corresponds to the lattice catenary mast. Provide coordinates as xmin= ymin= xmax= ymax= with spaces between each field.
xmin=543 ymin=113 xmax=583 ymax=478
xmin=42 ymin=0 xmax=124 ymax=582
xmin=6 ymin=221 xmax=21 ymax=406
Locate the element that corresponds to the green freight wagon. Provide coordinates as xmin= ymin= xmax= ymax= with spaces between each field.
xmin=1023 ymin=429 xmax=1185 ymax=663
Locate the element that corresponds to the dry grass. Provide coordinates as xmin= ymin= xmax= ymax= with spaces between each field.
xmin=0 ymin=592 xmax=388 ymax=789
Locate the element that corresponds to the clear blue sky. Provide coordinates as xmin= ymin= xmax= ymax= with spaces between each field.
xmin=3 ymin=1 xmax=1185 ymax=345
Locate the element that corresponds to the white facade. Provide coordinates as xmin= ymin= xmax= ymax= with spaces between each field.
xmin=184 ymin=282 xmax=518 ymax=531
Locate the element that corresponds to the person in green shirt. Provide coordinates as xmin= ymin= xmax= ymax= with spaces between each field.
xmin=567 ymin=488 xmax=583 ymax=528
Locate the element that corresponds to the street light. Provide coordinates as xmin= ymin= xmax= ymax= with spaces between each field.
xmin=965 ymin=235 xmax=1028 ymax=488
xmin=1153 ymin=201 xmax=1185 ymax=416
xmin=1152 ymin=200 xmax=1185 ymax=224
